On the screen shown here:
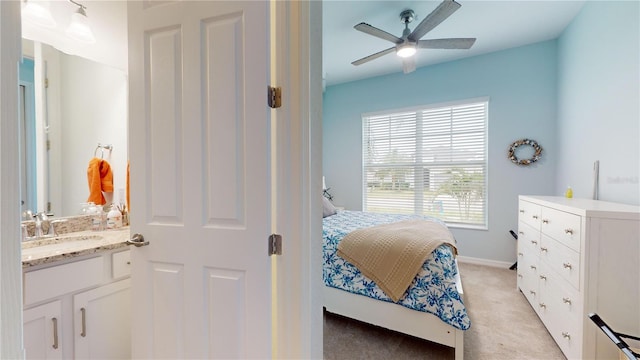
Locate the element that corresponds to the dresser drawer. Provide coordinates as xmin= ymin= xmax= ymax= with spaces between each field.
xmin=540 ymin=270 xmax=584 ymax=360
xmin=539 ymin=235 xmax=580 ymax=290
xmin=519 ymin=200 xmax=541 ymax=230
xmin=518 ymin=221 xmax=540 ymax=255
xmin=540 ymin=207 xmax=582 ymax=252
xmin=518 ymin=252 xmax=541 ymax=311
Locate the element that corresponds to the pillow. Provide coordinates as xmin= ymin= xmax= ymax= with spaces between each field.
xmin=322 ymin=196 xmax=337 ymax=218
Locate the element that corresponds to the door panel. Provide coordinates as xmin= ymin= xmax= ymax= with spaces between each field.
xmin=128 ymin=1 xmax=271 ymax=358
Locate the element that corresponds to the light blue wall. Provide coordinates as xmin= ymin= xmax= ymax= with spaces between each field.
xmin=323 ymin=41 xmax=558 ymax=263
xmin=556 ymin=1 xmax=639 ymax=205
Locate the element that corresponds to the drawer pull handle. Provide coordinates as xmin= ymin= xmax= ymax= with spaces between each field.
xmin=539 ymin=275 xmax=547 ymax=280
xmin=542 ymin=219 xmax=549 ymax=224
xmin=564 ymin=229 xmax=574 ymax=235
xmin=538 ymin=303 xmax=546 ymax=309
xmin=529 ymin=290 xmax=536 ymax=295
xmin=532 ymin=215 xmax=539 ymax=219
xmin=52 ymin=317 xmax=58 ymax=349
xmin=530 ymin=240 xmax=538 ymax=245
xmin=562 ymin=332 xmax=571 ymax=339
xmin=562 ymin=297 xmax=572 ymax=305
xmin=563 ymin=262 xmax=573 ymax=269
xmin=519 ymin=209 xmax=525 ymax=213
xmin=81 ymin=307 xmax=87 ymax=337
xmin=530 ymin=265 xmax=537 ymax=270
xmin=540 ymin=247 xmax=548 ymax=252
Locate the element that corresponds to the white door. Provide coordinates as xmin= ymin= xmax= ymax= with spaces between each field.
xmin=127 ymin=1 xmax=272 ymax=358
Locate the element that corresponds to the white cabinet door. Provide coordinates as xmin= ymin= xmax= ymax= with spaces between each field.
xmin=23 ymin=301 xmax=63 ymax=360
xmin=73 ymin=279 xmax=131 ymax=360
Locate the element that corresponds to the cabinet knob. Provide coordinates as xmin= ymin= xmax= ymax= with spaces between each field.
xmin=518 ymin=274 xmax=523 ymax=278
xmin=538 ymin=303 xmax=546 ymax=309
xmin=532 ymin=215 xmax=539 ymax=219
xmin=542 ymin=219 xmax=549 ymax=224
xmin=530 ymin=240 xmax=538 ymax=245
xmin=530 ymin=265 xmax=537 ymax=270
xmin=562 ymin=297 xmax=572 ymax=305
xmin=529 ymin=290 xmax=536 ymax=295
xmin=518 ymin=231 xmax=524 ymax=235
xmin=562 ymin=332 xmax=571 ymax=339
xmin=563 ymin=262 xmax=573 ymax=269
xmin=518 ymin=252 xmax=523 ymax=257
xmin=540 ymin=247 xmax=548 ymax=252
xmin=519 ymin=209 xmax=525 ymax=213
xmin=539 ymin=275 xmax=547 ymax=280
xmin=564 ymin=229 xmax=574 ymax=235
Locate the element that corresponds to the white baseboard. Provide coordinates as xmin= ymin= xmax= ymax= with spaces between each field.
xmin=457 ymin=255 xmax=514 ymax=269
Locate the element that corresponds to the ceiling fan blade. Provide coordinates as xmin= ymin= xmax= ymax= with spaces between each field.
xmin=352 ymin=47 xmax=395 ymax=66
xmin=417 ymin=38 xmax=476 ymax=49
xmin=402 ymin=57 xmax=416 ymax=74
xmin=354 ymin=22 xmax=403 ymax=44
xmin=408 ymin=0 xmax=461 ymax=42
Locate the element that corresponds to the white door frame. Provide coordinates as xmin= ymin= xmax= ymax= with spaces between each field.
xmin=0 ymin=1 xmax=26 ymax=359
xmin=0 ymin=1 xmax=322 ymax=359
xmin=271 ymin=1 xmax=323 ymax=357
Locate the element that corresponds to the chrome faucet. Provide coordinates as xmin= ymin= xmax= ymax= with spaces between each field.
xmin=30 ymin=212 xmax=66 ymax=239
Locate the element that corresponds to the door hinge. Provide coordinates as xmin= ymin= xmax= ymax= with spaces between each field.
xmin=46 ymin=139 xmax=51 ymax=151
xmin=44 ymin=78 xmax=49 ymax=89
xmin=268 ymin=233 xmax=282 ymax=256
xmin=267 ymin=86 xmax=281 ymax=109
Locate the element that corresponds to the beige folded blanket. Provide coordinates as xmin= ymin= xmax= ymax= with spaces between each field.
xmin=337 ymin=219 xmax=457 ymax=302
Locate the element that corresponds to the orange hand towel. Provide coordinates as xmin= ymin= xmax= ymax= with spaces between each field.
xmin=87 ymin=157 xmax=114 ymax=205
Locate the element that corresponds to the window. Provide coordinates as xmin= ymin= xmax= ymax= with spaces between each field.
xmin=362 ymin=98 xmax=488 ymax=228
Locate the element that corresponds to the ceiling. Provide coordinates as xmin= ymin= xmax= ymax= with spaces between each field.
xmin=323 ymin=0 xmax=586 ymax=87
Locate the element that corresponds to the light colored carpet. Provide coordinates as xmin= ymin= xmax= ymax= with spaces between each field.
xmin=323 ymin=262 xmax=566 ymax=360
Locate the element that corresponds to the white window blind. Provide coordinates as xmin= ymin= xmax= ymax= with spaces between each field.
xmin=362 ymin=99 xmax=488 ymax=227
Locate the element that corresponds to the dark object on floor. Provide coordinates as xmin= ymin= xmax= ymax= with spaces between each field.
xmin=509 ymin=230 xmax=518 ymax=270
xmin=589 ymin=313 xmax=640 ymax=360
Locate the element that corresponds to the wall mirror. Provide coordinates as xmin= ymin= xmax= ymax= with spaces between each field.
xmin=20 ymin=39 xmax=128 ymax=218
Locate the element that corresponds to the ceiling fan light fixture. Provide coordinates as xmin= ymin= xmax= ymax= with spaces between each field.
xmin=396 ymin=43 xmax=416 ymax=58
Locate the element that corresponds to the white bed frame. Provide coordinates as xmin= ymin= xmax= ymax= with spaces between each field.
xmin=324 ymin=259 xmax=465 ymax=360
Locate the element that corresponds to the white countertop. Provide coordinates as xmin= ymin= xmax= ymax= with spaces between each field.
xmin=22 ymin=227 xmax=130 ymax=268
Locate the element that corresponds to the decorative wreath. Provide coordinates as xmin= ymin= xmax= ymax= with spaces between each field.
xmin=508 ymin=139 xmax=543 ymax=166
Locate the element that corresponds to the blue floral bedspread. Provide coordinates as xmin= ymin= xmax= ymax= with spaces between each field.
xmin=323 ymin=210 xmax=471 ymax=331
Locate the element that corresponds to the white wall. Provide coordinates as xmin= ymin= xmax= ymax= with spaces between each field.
xmin=323 ymin=41 xmax=558 ymax=263
xmin=556 ymin=1 xmax=639 ymax=205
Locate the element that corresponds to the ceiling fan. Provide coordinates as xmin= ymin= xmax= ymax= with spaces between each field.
xmin=351 ymin=0 xmax=476 ymax=74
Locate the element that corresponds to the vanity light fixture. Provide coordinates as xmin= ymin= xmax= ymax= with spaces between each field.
xmin=21 ymin=0 xmax=57 ymax=29
xmin=65 ymin=0 xmax=95 ymax=44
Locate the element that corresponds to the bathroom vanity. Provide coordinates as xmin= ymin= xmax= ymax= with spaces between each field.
xmin=22 ymin=224 xmax=131 ymax=360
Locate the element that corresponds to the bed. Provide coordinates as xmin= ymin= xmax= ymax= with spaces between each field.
xmin=322 ymin=209 xmax=469 ymax=360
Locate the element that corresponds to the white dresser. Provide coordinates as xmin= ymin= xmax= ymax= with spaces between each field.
xmin=516 ymin=196 xmax=639 ymax=360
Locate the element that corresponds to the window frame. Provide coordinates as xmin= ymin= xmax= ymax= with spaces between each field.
xmin=361 ymin=97 xmax=489 ymax=230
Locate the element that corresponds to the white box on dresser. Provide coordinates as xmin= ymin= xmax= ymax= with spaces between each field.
xmin=516 ymin=196 xmax=639 ymax=360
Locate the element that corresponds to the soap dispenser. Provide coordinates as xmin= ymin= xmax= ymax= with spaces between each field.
xmin=107 ymin=205 xmax=123 ymax=229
